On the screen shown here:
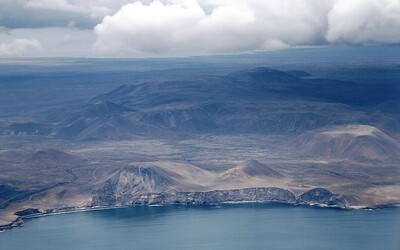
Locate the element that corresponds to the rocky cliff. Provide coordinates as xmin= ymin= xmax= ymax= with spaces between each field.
xmin=92 ymin=187 xmax=297 ymax=206
xmin=92 ymin=186 xmax=351 ymax=209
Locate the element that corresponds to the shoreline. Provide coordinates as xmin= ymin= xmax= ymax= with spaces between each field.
xmin=1 ymin=201 xmax=399 ymax=233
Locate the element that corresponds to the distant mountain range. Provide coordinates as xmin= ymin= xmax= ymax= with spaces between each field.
xmin=2 ymin=67 xmax=399 ymax=165
xmin=3 ymin=67 xmax=398 ymax=141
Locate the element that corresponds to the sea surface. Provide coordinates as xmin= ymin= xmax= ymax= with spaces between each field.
xmin=0 ymin=204 xmax=399 ymax=250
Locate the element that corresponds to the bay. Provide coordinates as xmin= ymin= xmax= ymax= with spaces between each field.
xmin=0 ymin=204 xmax=399 ymax=250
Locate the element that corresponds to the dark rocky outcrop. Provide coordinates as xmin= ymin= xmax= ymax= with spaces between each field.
xmin=14 ymin=208 xmax=44 ymax=216
xmin=297 ymin=188 xmax=348 ymax=208
xmin=0 ymin=217 xmax=23 ymax=231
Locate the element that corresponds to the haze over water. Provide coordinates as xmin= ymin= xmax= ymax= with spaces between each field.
xmin=1 ymin=204 xmax=399 ymax=250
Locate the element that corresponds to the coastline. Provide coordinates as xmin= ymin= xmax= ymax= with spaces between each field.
xmin=1 ymin=201 xmax=399 ymax=233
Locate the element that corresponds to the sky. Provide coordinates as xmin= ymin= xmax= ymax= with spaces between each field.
xmin=0 ymin=0 xmax=399 ymax=57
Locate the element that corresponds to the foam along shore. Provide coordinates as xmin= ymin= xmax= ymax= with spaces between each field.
xmin=2 ymin=187 xmax=399 ymax=232
xmin=2 ymin=201 xmax=399 ymax=232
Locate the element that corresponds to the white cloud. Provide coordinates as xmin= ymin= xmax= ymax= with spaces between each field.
xmin=1 ymin=0 xmax=399 ymax=57
xmin=0 ymin=39 xmax=42 ymax=57
xmin=94 ymin=0 xmax=333 ymax=57
xmin=326 ymin=0 xmax=400 ymax=44
xmin=93 ymin=0 xmax=400 ymax=57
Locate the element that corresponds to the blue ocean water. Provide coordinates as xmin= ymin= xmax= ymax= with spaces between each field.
xmin=0 ymin=204 xmax=399 ymax=250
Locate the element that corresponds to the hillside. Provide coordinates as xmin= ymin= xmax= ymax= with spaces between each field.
xmin=35 ymin=67 xmax=398 ymax=140
xmin=294 ymin=125 xmax=400 ymax=163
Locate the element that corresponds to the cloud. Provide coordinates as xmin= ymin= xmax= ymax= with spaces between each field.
xmin=1 ymin=0 xmax=399 ymax=57
xmin=93 ymin=0 xmax=400 ymax=57
xmin=326 ymin=0 xmax=400 ymax=44
xmin=0 ymin=39 xmax=42 ymax=57
xmin=0 ymin=0 xmax=134 ymax=29
xmin=0 ymin=27 xmax=95 ymax=57
xmin=25 ymin=0 xmax=78 ymax=12
xmin=93 ymin=0 xmax=332 ymax=57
